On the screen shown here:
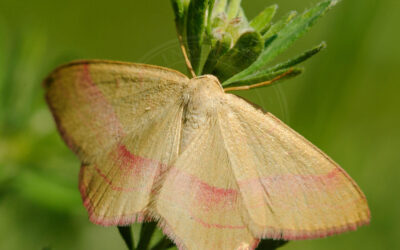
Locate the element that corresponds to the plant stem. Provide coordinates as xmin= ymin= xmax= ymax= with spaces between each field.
xmin=118 ymin=226 xmax=134 ymax=250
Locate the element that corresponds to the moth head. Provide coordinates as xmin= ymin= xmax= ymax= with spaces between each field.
xmin=183 ymin=75 xmax=224 ymax=113
xmin=189 ymin=74 xmax=224 ymax=94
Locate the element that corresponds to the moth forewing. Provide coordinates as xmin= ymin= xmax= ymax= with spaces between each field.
xmin=220 ymin=93 xmax=370 ymax=239
xmin=45 ymin=60 xmax=190 ymax=225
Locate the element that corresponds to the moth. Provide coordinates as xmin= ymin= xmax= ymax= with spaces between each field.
xmin=44 ymin=60 xmax=370 ymax=250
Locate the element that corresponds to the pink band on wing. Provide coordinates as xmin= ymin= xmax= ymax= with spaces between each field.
xmin=80 ymin=63 xmax=125 ymax=142
xmin=190 ymin=211 xmax=246 ymax=229
xmin=116 ymin=144 xmax=161 ymax=175
xmin=165 ymin=167 xmax=239 ymax=210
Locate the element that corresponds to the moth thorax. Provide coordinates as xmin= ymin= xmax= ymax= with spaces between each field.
xmin=180 ymin=75 xmax=222 ymax=153
xmin=185 ymin=75 xmax=223 ymax=115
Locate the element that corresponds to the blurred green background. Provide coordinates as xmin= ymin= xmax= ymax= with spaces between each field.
xmin=0 ymin=0 xmax=399 ymax=249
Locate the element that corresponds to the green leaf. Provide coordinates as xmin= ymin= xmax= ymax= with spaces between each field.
xmin=264 ymin=34 xmax=277 ymax=48
xmin=262 ymin=11 xmax=298 ymax=40
xmin=207 ymin=0 xmax=216 ymax=34
xmin=172 ymin=1 xmax=191 ymax=32
xmin=250 ymin=4 xmax=278 ymax=33
xmin=225 ymin=68 xmax=303 ymax=89
xmin=118 ymin=226 xmax=134 ymax=250
xmin=227 ymin=0 xmax=242 ymax=19
xmin=224 ymin=0 xmax=339 ymax=85
xmin=202 ymin=33 xmax=232 ymax=74
xmin=212 ymin=0 xmax=227 ymax=18
xmin=187 ymin=0 xmax=209 ymax=74
xmin=212 ymin=31 xmax=263 ymax=82
xmin=170 ymin=0 xmax=187 ymax=35
xmin=237 ymin=42 xmax=326 ymax=83
xmin=268 ymin=42 xmax=326 ymax=72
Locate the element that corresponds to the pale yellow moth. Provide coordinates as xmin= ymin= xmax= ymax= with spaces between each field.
xmin=44 ymin=60 xmax=370 ymax=250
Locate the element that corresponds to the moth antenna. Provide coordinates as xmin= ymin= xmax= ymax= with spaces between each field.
xmin=178 ymin=34 xmax=197 ymax=78
xmin=223 ymin=69 xmax=294 ymax=92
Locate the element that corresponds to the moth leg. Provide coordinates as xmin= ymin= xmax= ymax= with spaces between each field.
xmin=223 ymin=69 xmax=294 ymax=92
xmin=177 ymin=34 xmax=197 ymax=78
